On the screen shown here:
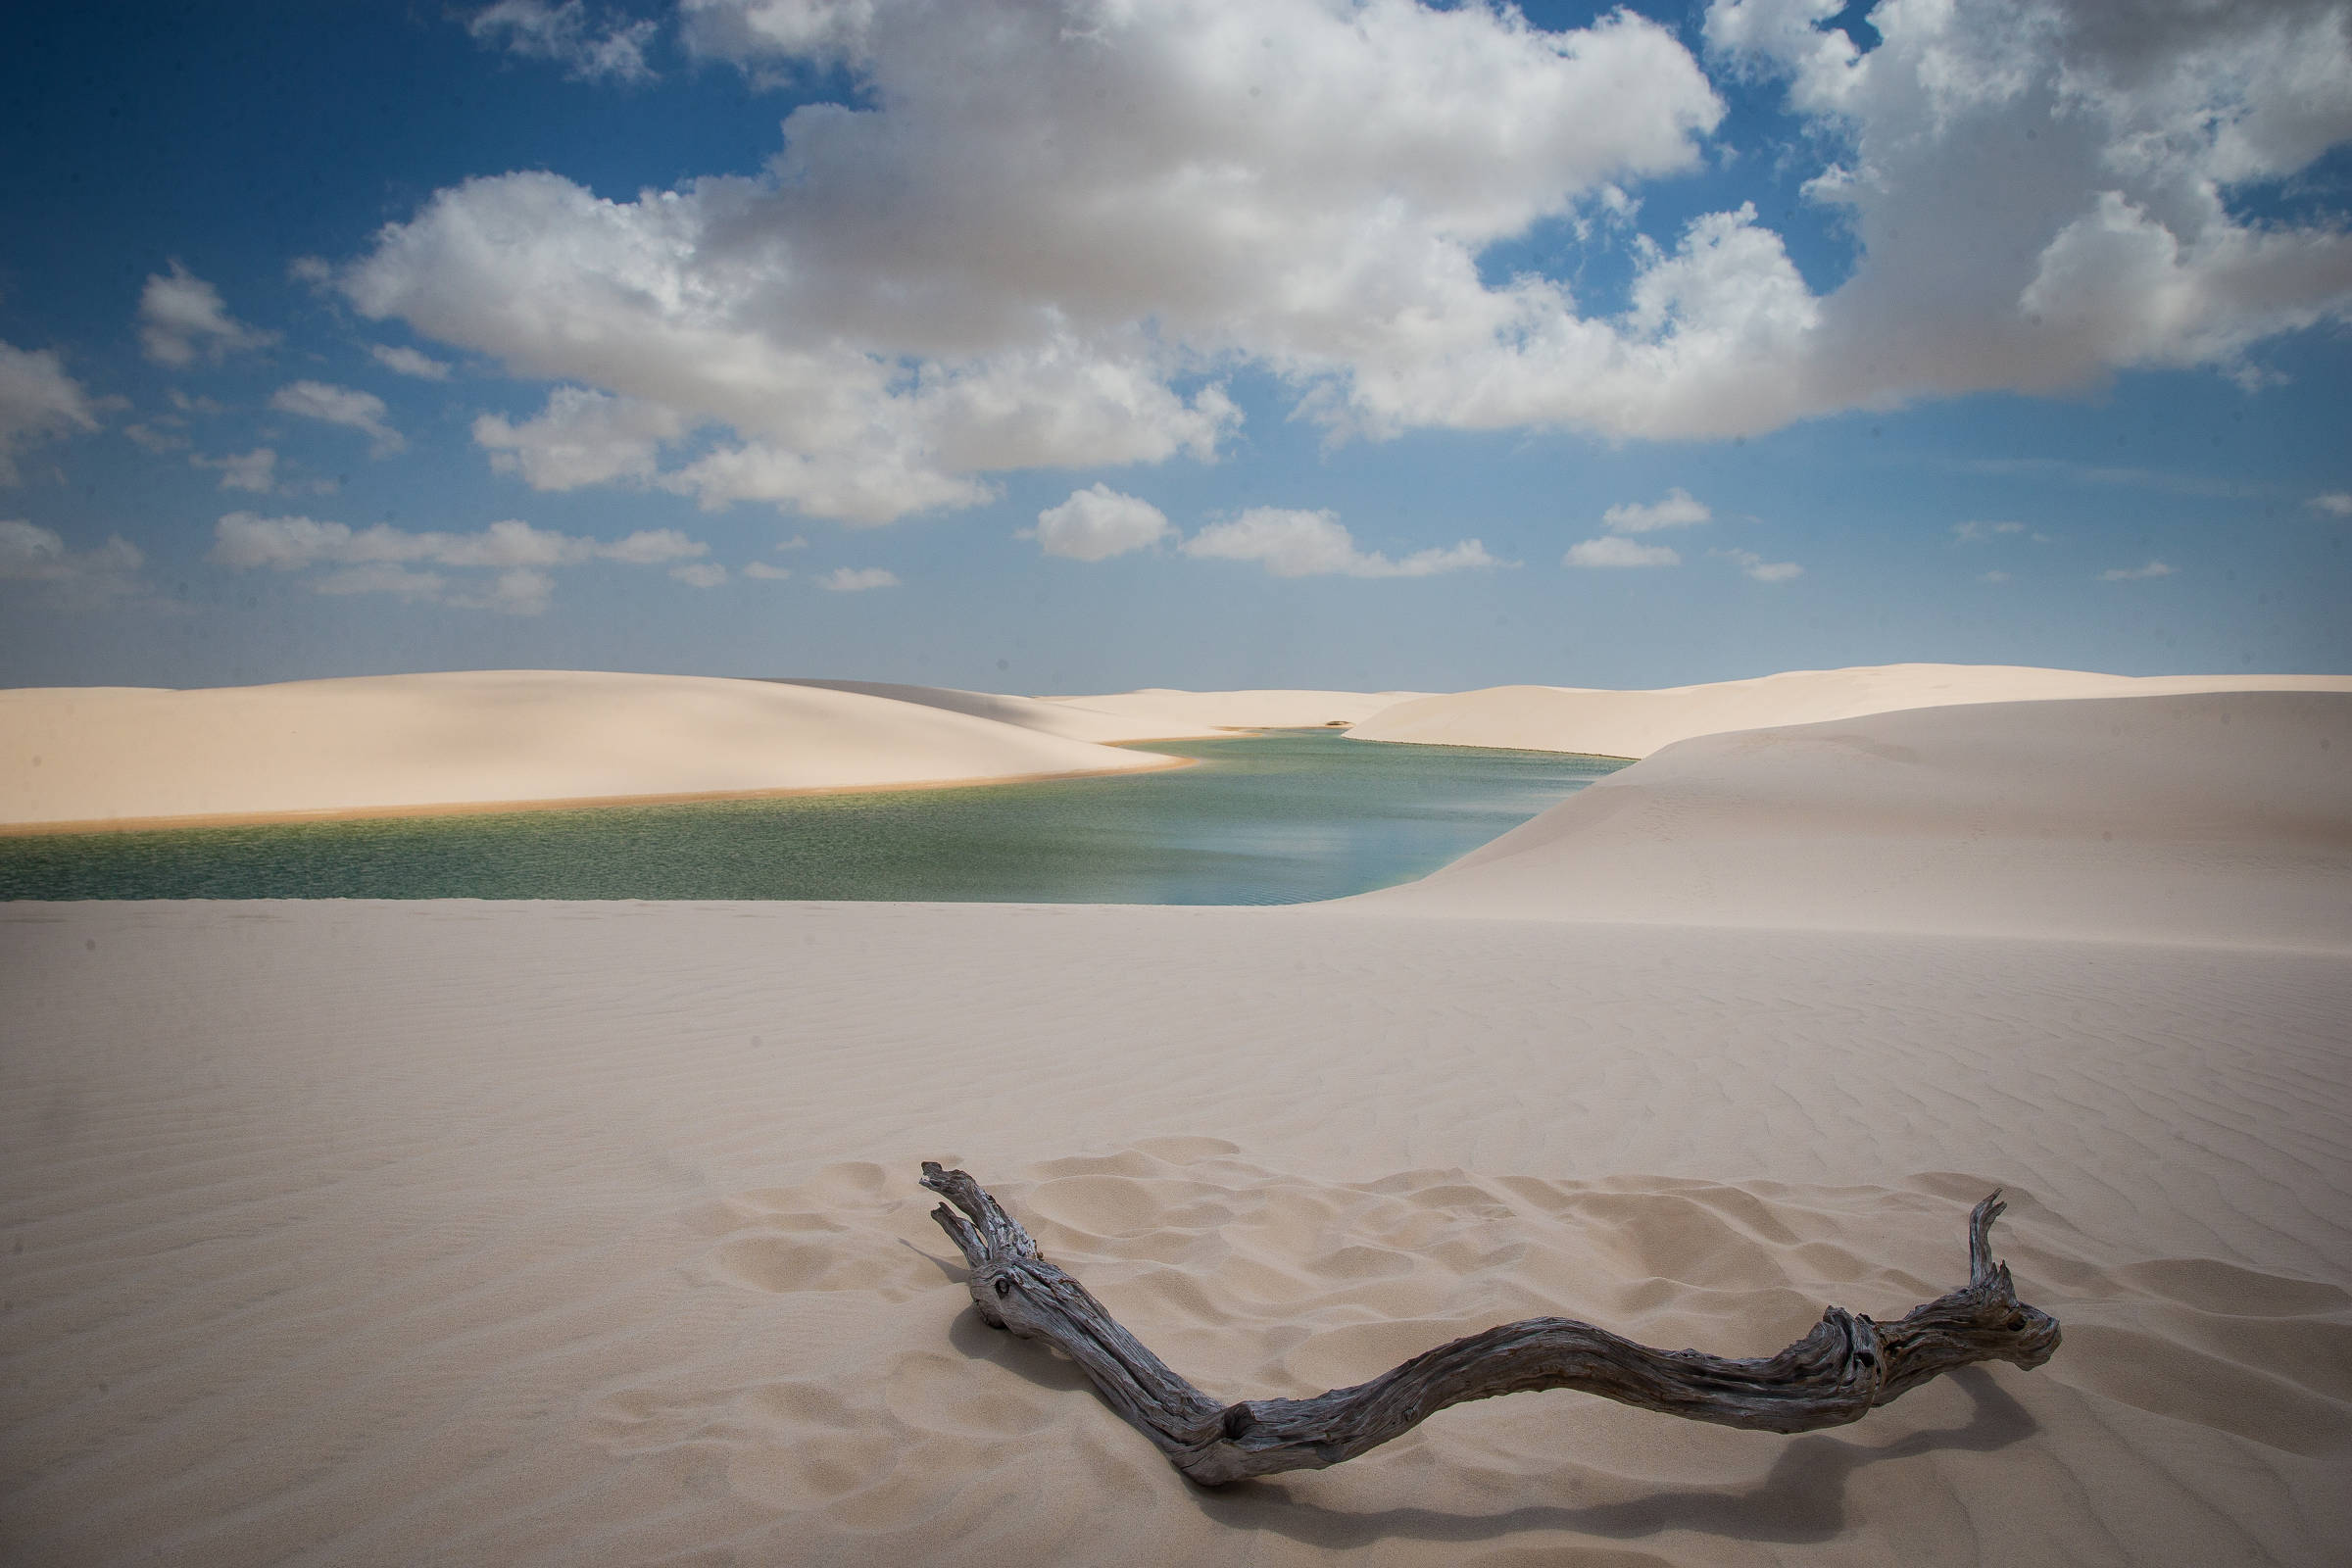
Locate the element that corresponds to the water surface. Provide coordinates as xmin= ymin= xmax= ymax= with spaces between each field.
xmin=0 ymin=730 xmax=1622 ymax=904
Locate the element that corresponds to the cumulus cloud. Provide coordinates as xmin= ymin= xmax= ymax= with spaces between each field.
xmin=192 ymin=447 xmax=277 ymax=493
xmin=1981 ymin=569 xmax=2012 ymax=583
xmin=670 ymin=562 xmax=729 ymax=587
xmin=328 ymin=0 xmax=2352 ymax=527
xmin=468 ymin=0 xmax=657 ymax=81
xmin=2099 ymin=559 xmax=2177 ymax=580
xmin=1026 ymin=484 xmax=1171 ymax=561
xmin=452 ymin=567 xmax=557 ymax=614
xmin=1183 ymin=508 xmax=1497 ymax=579
xmin=1716 ymin=547 xmax=1803 ymax=582
xmin=1953 ymin=519 xmax=2027 ymax=543
xmin=315 ymin=563 xmax=446 ymax=600
xmin=209 ymin=512 xmax=706 ymax=612
xmin=1565 ymin=535 xmax=1681 ymax=568
xmin=0 ymin=518 xmax=145 ymax=603
xmin=1601 ymin=487 xmax=1712 ymax=534
xmin=370 ymin=344 xmax=454 ymax=380
xmin=338 ymin=0 xmax=1720 ymax=521
xmin=1704 ymin=0 xmax=2352 ymax=402
xmin=2309 ymin=491 xmax=2352 ymax=516
xmin=138 ymin=263 xmax=276 ymax=367
xmin=743 ymin=560 xmax=793 ymax=579
xmin=124 ymin=422 xmax=190 ymax=455
xmin=270 ymin=381 xmax=405 ymax=458
xmin=0 ymin=341 xmax=101 ymax=484
xmin=211 ymin=513 xmax=703 ymax=569
xmin=824 ymin=565 xmax=900 ymax=591
xmin=474 ymin=387 xmax=684 ymax=490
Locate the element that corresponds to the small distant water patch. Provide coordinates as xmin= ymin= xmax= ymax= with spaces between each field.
xmin=0 ymin=730 xmax=1623 ymax=905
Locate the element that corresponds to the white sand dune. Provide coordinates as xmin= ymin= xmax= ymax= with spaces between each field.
xmin=0 ymin=669 xmax=1178 ymax=830
xmin=1038 ymin=686 xmax=1435 ymax=732
xmin=3 ymin=900 xmax=2346 ymax=1565
xmin=1357 ymin=691 xmax=2352 ymax=950
xmin=766 ymin=678 xmax=1230 ymax=743
xmin=3 ymin=680 xmax=2348 ymax=1564
xmin=1348 ymin=662 xmax=2352 ymax=759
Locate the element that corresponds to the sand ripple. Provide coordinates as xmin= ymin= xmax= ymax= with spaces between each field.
xmin=574 ymin=1145 xmax=2352 ymax=1565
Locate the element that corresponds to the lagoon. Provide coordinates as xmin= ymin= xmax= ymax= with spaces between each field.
xmin=0 ymin=729 xmax=1622 ymax=904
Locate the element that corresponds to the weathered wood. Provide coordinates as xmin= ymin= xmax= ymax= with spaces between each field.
xmin=921 ymin=1162 xmax=2061 ymax=1486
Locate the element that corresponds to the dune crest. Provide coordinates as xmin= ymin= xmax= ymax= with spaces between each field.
xmin=1348 ymin=663 xmax=2352 ymax=759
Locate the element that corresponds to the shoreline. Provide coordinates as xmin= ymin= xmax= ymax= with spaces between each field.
xmin=0 ymin=749 xmax=1197 ymax=839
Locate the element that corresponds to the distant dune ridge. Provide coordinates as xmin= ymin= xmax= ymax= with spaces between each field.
xmin=1033 ymin=686 xmax=1436 ymax=732
xmin=0 ymin=669 xmax=1180 ymax=829
xmin=10 ymin=662 xmax=2346 ymax=830
xmin=4 ymin=664 xmax=2351 ymax=1564
xmin=1346 ymin=662 xmax=2352 ymax=759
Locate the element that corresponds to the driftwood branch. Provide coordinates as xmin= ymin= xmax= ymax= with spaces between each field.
xmin=921 ymin=1162 xmax=2060 ymax=1486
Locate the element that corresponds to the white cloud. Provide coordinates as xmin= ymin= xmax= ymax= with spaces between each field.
xmin=824 ymin=565 xmax=900 ymax=591
xmin=0 ymin=342 xmax=101 ymax=484
xmin=138 ymin=263 xmax=276 ymax=368
xmin=1026 ymin=484 xmax=1171 ymax=562
xmin=209 ymin=512 xmax=705 ymax=612
xmin=315 ymin=563 xmax=446 ymax=600
xmin=211 ymin=513 xmax=704 ymax=570
xmin=451 ymin=567 xmax=557 ymax=614
xmin=339 ymin=0 xmax=1721 ymax=521
xmin=1183 ymin=508 xmax=1497 ymax=579
xmin=1601 ymin=487 xmax=1712 ymax=534
xmin=1703 ymin=0 xmax=2352 ymax=404
xmin=2100 ymin=560 xmax=2178 ymax=580
xmin=1715 ymin=547 xmax=1802 ymax=582
xmin=2309 ymin=491 xmax=2352 ymax=516
xmin=0 ymin=518 xmax=145 ymax=602
xmin=468 ymin=0 xmax=657 ymax=82
xmin=1953 ymin=519 xmax=2028 ymax=543
xmin=270 ymin=381 xmax=405 ymax=457
xmin=743 ymin=561 xmax=793 ymax=579
xmin=192 ymin=447 xmax=277 ymax=493
xmin=370 ymin=344 xmax=454 ymax=381
xmin=774 ymin=534 xmax=808 ymax=551
xmin=124 ymin=422 xmax=189 ymax=455
xmin=329 ymin=0 xmax=2352 ymax=527
xmin=1981 ymin=569 xmax=2012 ymax=583
xmin=474 ymin=387 xmax=684 ymax=490
xmin=1565 ymin=535 xmax=1681 ymax=568
xmin=670 ymin=562 xmax=729 ymax=587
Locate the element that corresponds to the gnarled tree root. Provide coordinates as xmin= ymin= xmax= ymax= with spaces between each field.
xmin=921 ymin=1162 xmax=2060 ymax=1486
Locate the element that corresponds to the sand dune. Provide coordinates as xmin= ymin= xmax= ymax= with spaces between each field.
xmin=3 ymin=901 xmax=2346 ymax=1565
xmin=1347 ymin=663 xmax=2352 ymax=758
xmin=1037 ymin=686 xmax=1435 ymax=732
xmin=0 ymin=669 xmax=1178 ymax=830
xmin=3 ymin=677 xmax=2348 ymax=1564
xmin=1359 ymin=691 xmax=2352 ymax=949
xmin=766 ymin=678 xmax=1234 ymax=743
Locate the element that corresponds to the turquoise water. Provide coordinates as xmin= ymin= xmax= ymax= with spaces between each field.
xmin=0 ymin=730 xmax=1623 ymax=905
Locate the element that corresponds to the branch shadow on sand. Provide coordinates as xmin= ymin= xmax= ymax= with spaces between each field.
xmin=953 ymin=1297 xmax=2039 ymax=1549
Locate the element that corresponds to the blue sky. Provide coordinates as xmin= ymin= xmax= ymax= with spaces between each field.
xmin=2 ymin=0 xmax=2347 ymax=694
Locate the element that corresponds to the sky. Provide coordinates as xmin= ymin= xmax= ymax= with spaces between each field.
xmin=2 ymin=0 xmax=2348 ymax=696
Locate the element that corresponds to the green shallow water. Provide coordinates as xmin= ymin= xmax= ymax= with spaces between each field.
xmin=0 ymin=729 xmax=1625 ymax=905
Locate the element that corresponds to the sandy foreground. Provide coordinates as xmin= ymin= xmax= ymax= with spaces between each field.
xmin=3 ymin=687 xmax=2350 ymax=1565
